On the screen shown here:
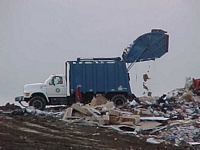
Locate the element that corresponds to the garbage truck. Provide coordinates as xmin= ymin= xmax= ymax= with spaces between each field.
xmin=15 ymin=29 xmax=169 ymax=110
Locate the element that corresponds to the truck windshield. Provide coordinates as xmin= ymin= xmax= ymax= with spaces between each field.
xmin=44 ymin=75 xmax=54 ymax=84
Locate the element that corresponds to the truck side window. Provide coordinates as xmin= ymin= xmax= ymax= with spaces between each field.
xmin=57 ymin=77 xmax=63 ymax=84
xmin=49 ymin=76 xmax=63 ymax=85
xmin=53 ymin=76 xmax=63 ymax=85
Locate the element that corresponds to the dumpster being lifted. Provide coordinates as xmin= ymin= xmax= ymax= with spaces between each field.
xmin=15 ymin=29 xmax=169 ymax=110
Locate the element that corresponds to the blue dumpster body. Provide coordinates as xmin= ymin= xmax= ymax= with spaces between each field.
xmin=67 ymin=58 xmax=131 ymax=96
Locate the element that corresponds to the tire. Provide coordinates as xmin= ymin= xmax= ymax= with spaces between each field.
xmin=29 ymin=96 xmax=46 ymax=110
xmin=111 ymin=95 xmax=127 ymax=106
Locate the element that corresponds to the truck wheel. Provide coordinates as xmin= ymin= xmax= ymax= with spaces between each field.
xmin=111 ymin=95 xmax=127 ymax=106
xmin=29 ymin=96 xmax=46 ymax=110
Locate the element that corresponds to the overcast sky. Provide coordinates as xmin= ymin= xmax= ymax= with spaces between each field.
xmin=0 ymin=0 xmax=200 ymax=105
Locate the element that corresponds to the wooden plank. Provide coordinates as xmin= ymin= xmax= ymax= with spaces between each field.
xmin=89 ymin=108 xmax=101 ymax=115
xmin=150 ymin=125 xmax=168 ymax=134
xmin=71 ymin=103 xmax=88 ymax=115
xmin=62 ymin=108 xmax=73 ymax=120
xmin=87 ymin=108 xmax=101 ymax=117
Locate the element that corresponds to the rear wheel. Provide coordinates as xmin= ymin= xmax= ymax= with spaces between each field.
xmin=111 ymin=95 xmax=127 ymax=106
xmin=29 ymin=96 xmax=46 ymax=110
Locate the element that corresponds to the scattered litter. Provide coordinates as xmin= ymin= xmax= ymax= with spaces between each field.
xmin=146 ymin=138 xmax=163 ymax=144
xmin=92 ymin=133 xmax=100 ymax=136
xmin=188 ymin=142 xmax=200 ymax=146
xmin=4 ymin=85 xmax=200 ymax=148
xmin=140 ymin=117 xmax=169 ymax=121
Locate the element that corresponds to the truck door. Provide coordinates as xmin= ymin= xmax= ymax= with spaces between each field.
xmin=44 ymin=76 xmax=67 ymax=97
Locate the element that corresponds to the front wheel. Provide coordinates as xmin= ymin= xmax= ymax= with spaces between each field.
xmin=29 ymin=96 xmax=46 ymax=110
xmin=111 ymin=95 xmax=127 ymax=106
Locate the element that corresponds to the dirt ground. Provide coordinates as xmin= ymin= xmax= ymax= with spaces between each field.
xmin=0 ymin=104 xmax=194 ymax=150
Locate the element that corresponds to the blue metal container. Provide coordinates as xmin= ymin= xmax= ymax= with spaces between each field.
xmin=67 ymin=58 xmax=131 ymax=95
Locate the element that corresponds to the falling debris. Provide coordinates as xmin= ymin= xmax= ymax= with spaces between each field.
xmin=143 ymin=73 xmax=152 ymax=96
xmin=143 ymin=82 xmax=149 ymax=91
xmin=143 ymin=73 xmax=150 ymax=82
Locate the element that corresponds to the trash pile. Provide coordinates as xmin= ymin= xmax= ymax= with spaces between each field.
xmin=6 ymin=87 xmax=200 ymax=149
xmin=60 ymin=90 xmax=200 ymax=148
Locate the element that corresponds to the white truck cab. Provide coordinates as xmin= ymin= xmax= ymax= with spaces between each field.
xmin=15 ymin=74 xmax=68 ymax=110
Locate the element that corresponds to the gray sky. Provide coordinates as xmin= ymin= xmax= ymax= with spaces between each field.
xmin=0 ymin=0 xmax=200 ymax=105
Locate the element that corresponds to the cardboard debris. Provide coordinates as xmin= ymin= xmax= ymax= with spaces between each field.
xmin=90 ymin=97 xmax=98 ymax=106
xmin=61 ymin=89 xmax=200 ymax=147
xmin=120 ymin=115 xmax=140 ymax=125
xmin=139 ymin=109 xmax=152 ymax=116
xmin=90 ymin=95 xmax=108 ymax=106
xmin=73 ymin=111 xmax=86 ymax=118
xmin=120 ymin=111 xmax=133 ymax=116
xmin=108 ymin=109 xmax=121 ymax=116
xmin=133 ymin=108 xmax=152 ymax=116
xmin=93 ymin=101 xmax=114 ymax=113
xmin=89 ymin=114 xmax=99 ymax=122
xmin=119 ymin=121 xmax=134 ymax=126
xmin=97 ymin=115 xmax=110 ymax=125
xmin=105 ymin=101 xmax=115 ymax=110
xmin=139 ymin=121 xmax=162 ymax=130
xmin=109 ymin=115 xmax=120 ymax=124
xmin=179 ymin=91 xmax=194 ymax=102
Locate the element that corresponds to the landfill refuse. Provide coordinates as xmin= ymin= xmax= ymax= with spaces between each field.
xmin=60 ymin=91 xmax=200 ymax=148
xmin=5 ymin=87 xmax=200 ymax=149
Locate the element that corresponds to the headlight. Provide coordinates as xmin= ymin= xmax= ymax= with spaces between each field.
xmin=25 ymin=93 xmax=30 ymax=96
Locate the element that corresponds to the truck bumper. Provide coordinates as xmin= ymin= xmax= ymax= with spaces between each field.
xmin=15 ymin=96 xmax=24 ymax=102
